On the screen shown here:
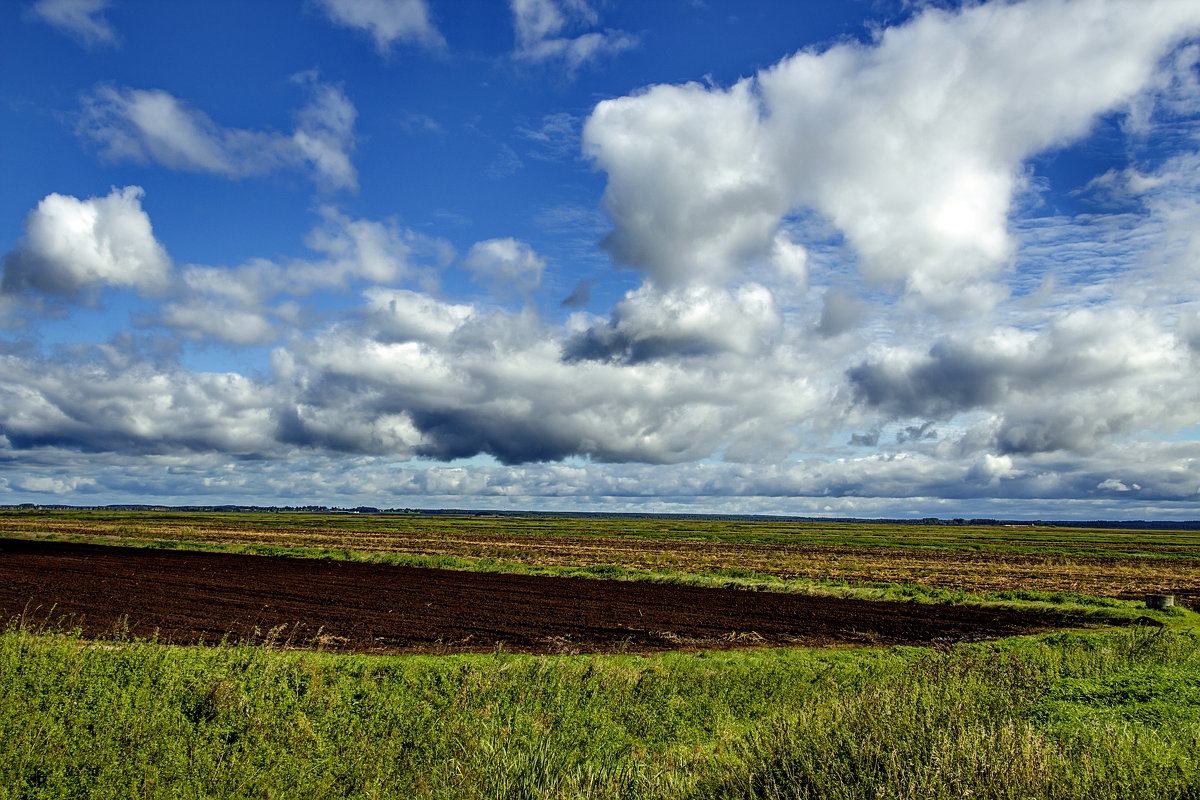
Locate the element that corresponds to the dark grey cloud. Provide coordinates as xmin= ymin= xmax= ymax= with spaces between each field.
xmin=1181 ymin=312 xmax=1200 ymax=354
xmin=273 ymin=403 xmax=391 ymax=455
xmin=995 ymin=412 xmax=1134 ymax=456
xmin=849 ymin=430 xmax=879 ymax=446
xmin=410 ymin=409 xmax=579 ymax=465
xmin=848 ymin=341 xmax=1006 ymax=419
xmin=850 ymin=308 xmax=1198 ymax=456
xmin=896 ymin=421 xmax=937 ymax=444
xmin=560 ymin=279 xmax=594 ymax=308
xmin=563 ymin=325 xmax=728 ymax=364
xmin=816 ymin=288 xmax=862 ymax=338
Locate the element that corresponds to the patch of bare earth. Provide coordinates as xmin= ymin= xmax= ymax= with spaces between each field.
xmin=0 ymin=539 xmax=1082 ymax=655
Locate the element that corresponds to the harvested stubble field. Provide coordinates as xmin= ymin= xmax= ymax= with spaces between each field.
xmin=2 ymin=510 xmax=1197 ymax=600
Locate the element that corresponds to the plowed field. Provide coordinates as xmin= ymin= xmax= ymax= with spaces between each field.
xmin=4 ymin=511 xmax=1196 ymax=599
xmin=1 ymin=538 xmax=1078 ymax=654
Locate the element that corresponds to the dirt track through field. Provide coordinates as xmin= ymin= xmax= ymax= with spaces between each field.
xmin=1 ymin=538 xmax=1079 ymax=654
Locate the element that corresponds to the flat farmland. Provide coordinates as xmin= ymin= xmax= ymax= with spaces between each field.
xmin=0 ymin=537 xmax=1074 ymax=654
xmin=1 ymin=510 xmax=1197 ymax=601
xmin=3 ymin=512 xmax=1200 ymax=800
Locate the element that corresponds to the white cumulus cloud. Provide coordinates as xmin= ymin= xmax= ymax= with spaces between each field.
xmin=584 ymin=79 xmax=783 ymax=287
xmin=463 ymin=238 xmax=546 ymax=296
xmin=585 ymin=0 xmax=1200 ymax=307
xmin=2 ymin=186 xmax=170 ymax=297
xmin=364 ymin=288 xmax=476 ymax=345
xmin=564 ymin=283 xmax=782 ymax=363
xmin=17 ymin=475 xmax=98 ymax=494
xmin=160 ymin=300 xmax=278 ymax=346
xmin=299 ymin=206 xmax=434 ymax=286
xmin=154 ymin=207 xmax=451 ymax=345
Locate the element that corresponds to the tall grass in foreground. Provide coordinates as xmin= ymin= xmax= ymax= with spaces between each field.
xmin=702 ymin=631 xmax=1200 ymax=799
xmin=1 ymin=625 xmax=1198 ymax=799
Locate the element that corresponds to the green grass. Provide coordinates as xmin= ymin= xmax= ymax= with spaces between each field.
xmin=2 ymin=623 xmax=1199 ymax=799
xmin=699 ymin=630 xmax=1200 ymax=799
xmin=4 ymin=512 xmax=1196 ymax=795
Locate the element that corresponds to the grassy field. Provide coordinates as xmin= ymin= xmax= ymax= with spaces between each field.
xmin=2 ymin=621 xmax=1198 ymax=799
xmin=2 ymin=510 xmax=1197 ymax=603
xmin=3 ymin=511 xmax=1200 ymax=797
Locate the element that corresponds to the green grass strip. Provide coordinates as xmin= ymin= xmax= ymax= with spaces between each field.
xmin=1 ymin=624 xmax=1198 ymax=799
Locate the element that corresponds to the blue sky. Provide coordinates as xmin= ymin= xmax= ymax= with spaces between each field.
xmin=2 ymin=0 xmax=1199 ymax=519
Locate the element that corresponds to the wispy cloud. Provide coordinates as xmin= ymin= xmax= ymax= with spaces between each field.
xmin=78 ymin=75 xmax=358 ymax=190
xmin=516 ymin=112 xmax=582 ymax=161
xmin=28 ymin=0 xmax=117 ymax=47
xmin=510 ymin=0 xmax=637 ymax=72
xmin=315 ymin=0 xmax=444 ymax=53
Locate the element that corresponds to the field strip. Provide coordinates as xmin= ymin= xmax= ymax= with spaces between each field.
xmin=2 ymin=511 xmax=1198 ymax=609
xmin=1 ymin=537 xmax=1105 ymax=655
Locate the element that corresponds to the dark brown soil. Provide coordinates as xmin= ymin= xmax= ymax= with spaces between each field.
xmin=0 ymin=538 xmax=1082 ymax=654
